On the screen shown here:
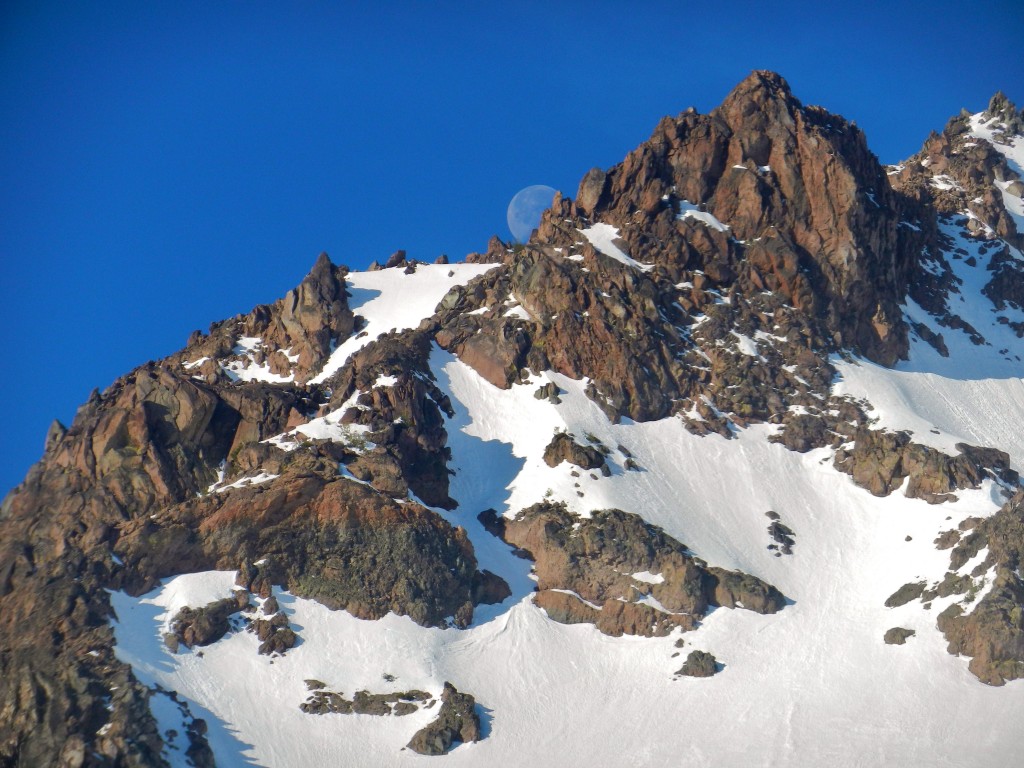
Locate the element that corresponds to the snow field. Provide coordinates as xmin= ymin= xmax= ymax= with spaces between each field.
xmin=114 ymin=342 xmax=1024 ymax=767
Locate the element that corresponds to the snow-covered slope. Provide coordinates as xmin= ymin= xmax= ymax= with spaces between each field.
xmin=112 ymin=255 xmax=1024 ymax=767
xmin=15 ymin=82 xmax=1013 ymax=768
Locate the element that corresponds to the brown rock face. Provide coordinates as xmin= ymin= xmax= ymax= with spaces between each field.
xmin=568 ymin=70 xmax=922 ymax=367
xmin=0 ymin=272 xmax=502 ymax=764
xmin=499 ymin=503 xmax=784 ymax=637
xmin=438 ymin=72 xmax=932 ymax=430
xmin=833 ymin=430 xmax=1017 ymax=502
xmin=324 ymin=330 xmax=456 ymax=508
xmin=892 ymin=93 xmax=1023 ymax=251
xmin=112 ymin=471 xmax=501 ymax=629
xmin=182 ymin=252 xmax=356 ymax=384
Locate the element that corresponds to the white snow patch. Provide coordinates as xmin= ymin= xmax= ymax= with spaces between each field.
xmin=221 ymin=337 xmax=294 ymax=384
xmin=631 ymin=571 xmax=665 ymax=585
xmin=578 ymin=224 xmax=652 ymax=272
xmin=677 ymin=200 xmax=730 ymax=232
xmin=310 ymin=263 xmax=498 ymax=384
xmin=213 ymin=472 xmax=278 ymax=493
xmin=730 ymin=332 xmax=761 ymax=358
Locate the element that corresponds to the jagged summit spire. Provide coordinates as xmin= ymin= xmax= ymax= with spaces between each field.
xmin=729 ymin=70 xmax=796 ymax=99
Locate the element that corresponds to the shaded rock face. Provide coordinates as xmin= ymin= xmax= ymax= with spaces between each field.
xmin=406 ymin=682 xmax=481 ymax=756
xmin=678 ymin=650 xmax=718 ymax=677
xmin=935 ymin=491 xmax=1024 ymax=685
xmin=497 ymin=503 xmax=785 ymax=637
xmin=324 ymin=330 xmax=456 ymax=508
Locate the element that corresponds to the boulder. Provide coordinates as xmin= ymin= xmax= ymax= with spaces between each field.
xmin=407 ymin=682 xmax=481 ymax=756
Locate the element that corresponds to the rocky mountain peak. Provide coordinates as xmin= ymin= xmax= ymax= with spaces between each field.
xmin=714 ymin=69 xmax=802 ymax=135
xmin=4 ymin=73 xmax=1024 ymax=767
xmin=556 ymin=70 xmax=922 ymax=369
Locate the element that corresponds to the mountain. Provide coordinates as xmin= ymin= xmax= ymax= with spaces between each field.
xmin=3 ymin=71 xmax=1024 ymax=767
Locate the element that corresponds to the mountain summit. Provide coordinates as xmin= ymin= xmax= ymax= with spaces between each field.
xmin=3 ymin=72 xmax=1024 ymax=767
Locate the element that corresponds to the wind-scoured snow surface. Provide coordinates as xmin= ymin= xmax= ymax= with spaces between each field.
xmin=112 ymin=246 xmax=1024 ymax=766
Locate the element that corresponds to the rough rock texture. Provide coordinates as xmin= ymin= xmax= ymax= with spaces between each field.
xmin=562 ymin=71 xmax=925 ymax=363
xmin=678 ymin=650 xmax=718 ymax=677
xmin=3 ymin=73 xmax=1024 ymax=764
xmin=542 ymin=432 xmax=608 ymax=472
xmin=833 ymin=431 xmax=1017 ymax=502
xmin=323 ymin=330 xmax=456 ymax=508
xmin=181 ymin=252 xmax=356 ymax=385
xmin=167 ymin=591 xmax=251 ymax=650
xmin=406 ymin=682 xmax=481 ymax=756
xmin=936 ymin=491 xmax=1024 ymax=685
xmin=891 ymin=93 xmax=1022 ymax=250
xmin=249 ymin=607 xmax=297 ymax=656
xmin=436 ymin=72 xmax=929 ymax=438
xmin=884 ymin=627 xmax=916 ymax=645
xmin=0 ymin=255 xmax=505 ymax=764
xmin=497 ymin=502 xmax=785 ymax=637
xmin=114 ymin=472 xmax=504 ymax=629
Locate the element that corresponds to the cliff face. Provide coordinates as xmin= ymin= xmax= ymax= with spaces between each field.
xmin=3 ymin=73 xmax=1024 ymax=767
xmin=572 ymin=70 xmax=925 ymax=366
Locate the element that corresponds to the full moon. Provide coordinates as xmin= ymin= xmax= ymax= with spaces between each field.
xmin=507 ymin=185 xmax=557 ymax=243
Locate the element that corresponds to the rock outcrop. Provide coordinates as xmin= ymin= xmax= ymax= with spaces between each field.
xmin=496 ymin=502 xmax=785 ymax=637
xmin=300 ymin=687 xmax=433 ymax=717
xmin=182 ymin=252 xmax=357 ymax=384
xmin=406 ymin=682 xmax=481 ymax=756
xmin=935 ymin=491 xmax=1024 ymax=685
xmin=677 ymin=650 xmax=718 ymax=677
xmin=0 ymin=256 xmax=505 ymax=764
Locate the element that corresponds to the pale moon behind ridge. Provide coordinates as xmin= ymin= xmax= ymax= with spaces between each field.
xmin=507 ymin=185 xmax=557 ymax=243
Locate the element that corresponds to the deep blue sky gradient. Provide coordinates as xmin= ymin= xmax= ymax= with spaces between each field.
xmin=2 ymin=0 xmax=1023 ymax=494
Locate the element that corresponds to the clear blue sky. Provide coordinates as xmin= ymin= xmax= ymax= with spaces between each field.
xmin=2 ymin=0 xmax=1022 ymax=495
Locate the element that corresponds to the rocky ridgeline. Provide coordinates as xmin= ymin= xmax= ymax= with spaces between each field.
xmin=891 ymin=92 xmax=1024 ymax=347
xmin=457 ymin=71 xmax=928 ymax=423
xmin=3 ymin=72 xmax=1024 ymax=765
xmin=182 ymin=251 xmax=356 ymax=384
